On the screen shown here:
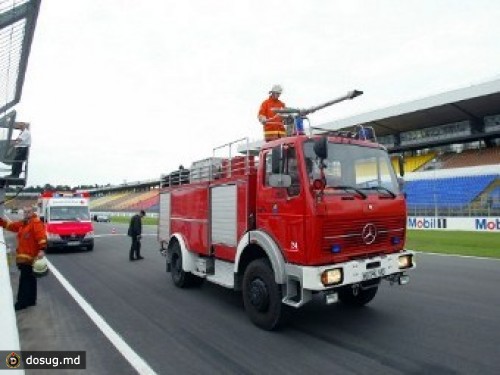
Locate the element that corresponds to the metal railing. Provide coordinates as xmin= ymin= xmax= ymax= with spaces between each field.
xmin=161 ymin=138 xmax=259 ymax=187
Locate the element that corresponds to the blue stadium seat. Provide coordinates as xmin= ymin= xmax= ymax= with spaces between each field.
xmin=487 ymin=186 xmax=500 ymax=209
xmin=405 ymin=175 xmax=497 ymax=208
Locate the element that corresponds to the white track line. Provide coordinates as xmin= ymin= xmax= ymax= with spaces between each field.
xmin=416 ymin=251 xmax=500 ymax=261
xmin=46 ymin=259 xmax=157 ymax=375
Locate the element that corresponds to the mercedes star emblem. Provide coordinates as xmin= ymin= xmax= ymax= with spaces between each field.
xmin=362 ymin=223 xmax=377 ymax=245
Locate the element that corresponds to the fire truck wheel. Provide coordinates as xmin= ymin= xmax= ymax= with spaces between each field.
xmin=170 ymin=243 xmax=203 ymax=288
xmin=242 ymin=259 xmax=285 ymax=330
xmin=338 ymin=284 xmax=378 ymax=306
xmin=86 ymin=245 xmax=94 ymax=251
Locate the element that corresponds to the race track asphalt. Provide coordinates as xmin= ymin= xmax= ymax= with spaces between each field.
xmin=6 ymin=223 xmax=500 ymax=375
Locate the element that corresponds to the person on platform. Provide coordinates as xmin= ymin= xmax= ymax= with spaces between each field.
xmin=258 ymin=84 xmax=286 ymax=142
xmin=6 ymin=122 xmax=31 ymax=179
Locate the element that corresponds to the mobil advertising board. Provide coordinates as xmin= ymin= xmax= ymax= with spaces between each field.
xmin=408 ymin=217 xmax=500 ymax=232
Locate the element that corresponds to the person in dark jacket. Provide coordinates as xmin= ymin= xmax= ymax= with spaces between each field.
xmin=128 ymin=210 xmax=145 ymax=261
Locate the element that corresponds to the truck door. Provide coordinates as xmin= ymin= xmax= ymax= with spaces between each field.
xmin=257 ymin=145 xmax=306 ymax=263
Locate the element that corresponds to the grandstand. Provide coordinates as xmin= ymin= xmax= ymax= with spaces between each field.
xmin=4 ymin=192 xmax=37 ymax=212
xmin=392 ymin=152 xmax=436 ymax=172
xmin=320 ymin=78 xmax=500 ymax=218
xmin=86 ymin=178 xmax=160 ymax=213
xmin=439 ymin=147 xmax=500 ymax=169
xmin=404 ymin=165 xmax=498 ymax=216
xmin=90 ymin=189 xmax=159 ymax=212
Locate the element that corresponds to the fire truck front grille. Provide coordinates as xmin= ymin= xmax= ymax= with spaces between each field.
xmin=322 ymin=217 xmax=405 ymax=253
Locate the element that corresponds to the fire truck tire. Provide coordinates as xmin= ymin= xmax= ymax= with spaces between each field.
xmin=242 ymin=259 xmax=286 ymax=330
xmin=338 ymin=284 xmax=378 ymax=306
xmin=86 ymin=245 xmax=94 ymax=251
xmin=170 ymin=243 xmax=203 ymax=288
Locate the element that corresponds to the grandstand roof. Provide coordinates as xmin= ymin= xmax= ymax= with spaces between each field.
xmin=84 ymin=178 xmax=160 ymax=194
xmin=319 ymin=78 xmax=500 ymax=137
xmin=0 ymin=0 xmax=41 ymax=113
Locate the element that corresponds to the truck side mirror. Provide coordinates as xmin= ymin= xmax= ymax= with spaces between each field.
xmin=271 ymin=146 xmax=282 ymax=174
xmin=313 ymin=137 xmax=328 ymax=160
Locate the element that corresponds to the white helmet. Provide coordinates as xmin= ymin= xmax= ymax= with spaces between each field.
xmin=269 ymin=84 xmax=283 ymax=94
xmin=33 ymin=257 xmax=49 ymax=278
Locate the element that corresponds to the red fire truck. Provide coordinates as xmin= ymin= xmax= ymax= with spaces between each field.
xmin=158 ymin=91 xmax=415 ymax=330
xmin=37 ymin=191 xmax=94 ymax=251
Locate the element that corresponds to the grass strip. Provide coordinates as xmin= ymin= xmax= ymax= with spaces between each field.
xmin=406 ymin=229 xmax=500 ymax=259
xmin=110 ymin=216 xmax=158 ymax=225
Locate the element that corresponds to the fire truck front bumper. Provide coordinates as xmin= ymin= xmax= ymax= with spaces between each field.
xmin=284 ymin=250 xmax=415 ymax=296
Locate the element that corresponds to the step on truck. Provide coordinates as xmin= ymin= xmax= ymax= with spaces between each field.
xmin=158 ymin=91 xmax=415 ymax=330
xmin=37 ymin=191 xmax=94 ymax=251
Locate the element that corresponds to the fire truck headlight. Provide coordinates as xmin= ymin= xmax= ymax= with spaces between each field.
xmin=47 ymin=232 xmax=60 ymax=240
xmin=84 ymin=231 xmax=94 ymax=239
xmin=398 ymin=254 xmax=413 ymax=269
xmin=321 ymin=268 xmax=343 ymax=286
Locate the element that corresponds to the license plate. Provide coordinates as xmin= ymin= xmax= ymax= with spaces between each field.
xmin=67 ymin=241 xmax=81 ymax=246
xmin=362 ymin=268 xmax=386 ymax=281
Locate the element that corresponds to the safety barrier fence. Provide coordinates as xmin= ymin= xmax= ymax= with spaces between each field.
xmin=0 ymin=229 xmax=24 ymax=373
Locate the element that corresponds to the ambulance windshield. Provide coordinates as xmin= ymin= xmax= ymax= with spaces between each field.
xmin=49 ymin=206 xmax=90 ymax=221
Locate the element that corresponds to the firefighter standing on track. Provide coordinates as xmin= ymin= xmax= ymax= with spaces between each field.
xmin=258 ymin=84 xmax=286 ymax=142
xmin=128 ymin=210 xmax=145 ymax=261
xmin=0 ymin=205 xmax=47 ymax=311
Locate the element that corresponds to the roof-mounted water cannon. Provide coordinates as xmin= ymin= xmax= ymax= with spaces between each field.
xmin=272 ymin=90 xmax=363 ymax=136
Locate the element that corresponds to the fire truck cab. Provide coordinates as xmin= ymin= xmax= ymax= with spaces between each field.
xmin=37 ymin=191 xmax=94 ymax=251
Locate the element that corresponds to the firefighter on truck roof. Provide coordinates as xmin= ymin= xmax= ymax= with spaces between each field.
xmin=258 ymin=84 xmax=286 ymax=142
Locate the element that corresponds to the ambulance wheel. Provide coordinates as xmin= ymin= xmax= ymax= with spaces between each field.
xmin=170 ymin=243 xmax=203 ymax=288
xmin=242 ymin=259 xmax=285 ymax=330
xmin=338 ymin=284 xmax=378 ymax=306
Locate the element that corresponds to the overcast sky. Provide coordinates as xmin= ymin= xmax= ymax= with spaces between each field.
xmin=14 ymin=0 xmax=500 ymax=186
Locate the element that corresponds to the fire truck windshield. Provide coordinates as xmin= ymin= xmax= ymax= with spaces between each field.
xmin=49 ymin=206 xmax=90 ymax=221
xmin=303 ymin=141 xmax=399 ymax=195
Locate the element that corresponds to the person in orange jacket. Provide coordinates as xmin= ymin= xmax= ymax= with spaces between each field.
xmin=258 ymin=84 xmax=286 ymax=142
xmin=0 ymin=205 xmax=47 ymax=311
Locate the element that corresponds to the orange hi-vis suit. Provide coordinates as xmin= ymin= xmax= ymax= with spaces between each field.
xmin=258 ymin=97 xmax=286 ymax=142
xmin=0 ymin=216 xmax=47 ymax=265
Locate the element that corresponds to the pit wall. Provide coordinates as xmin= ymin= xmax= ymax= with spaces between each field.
xmin=0 ymin=229 xmax=23 ymax=363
